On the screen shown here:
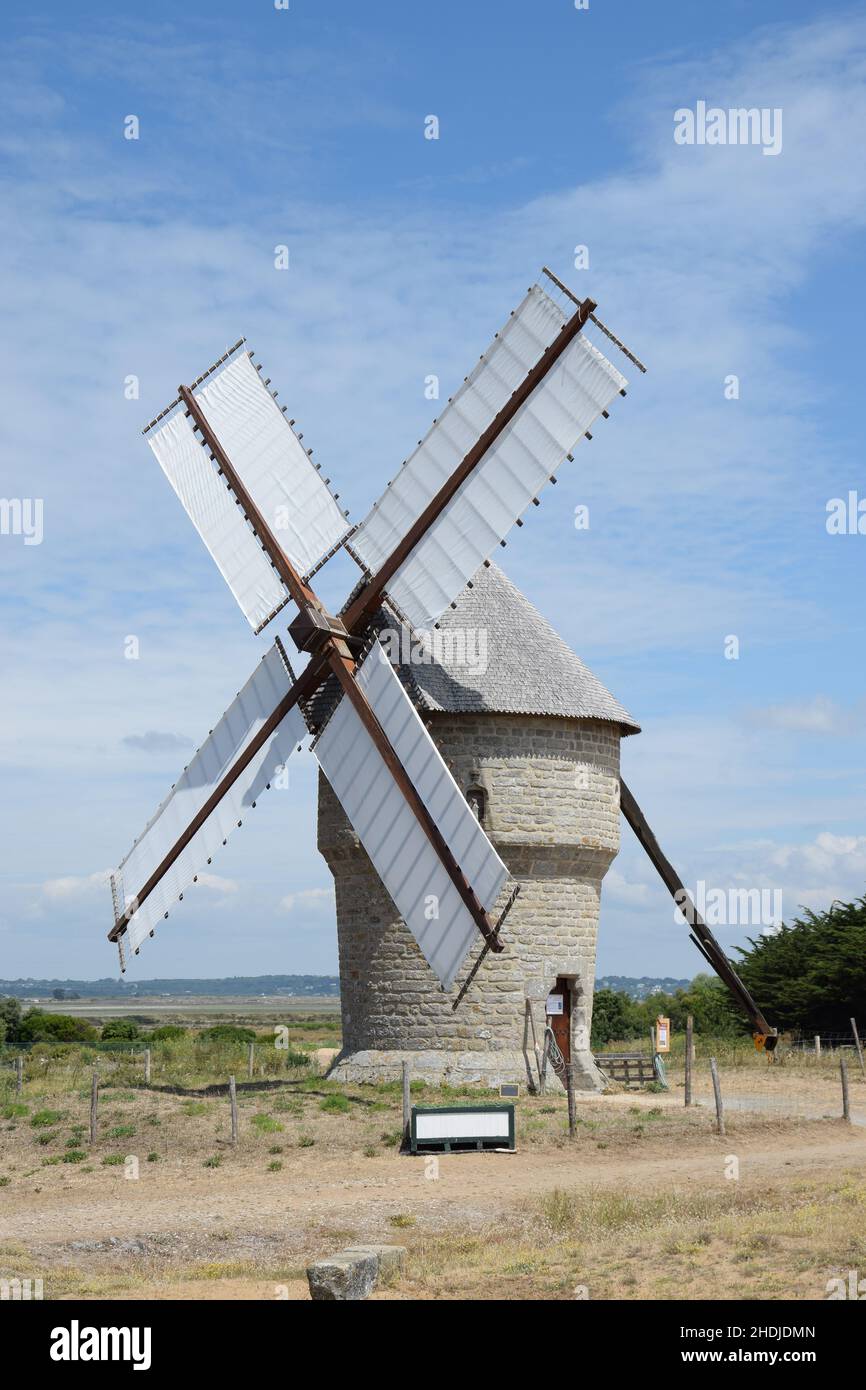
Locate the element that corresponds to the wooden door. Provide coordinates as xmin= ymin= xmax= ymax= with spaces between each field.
xmin=548 ymin=977 xmax=571 ymax=1065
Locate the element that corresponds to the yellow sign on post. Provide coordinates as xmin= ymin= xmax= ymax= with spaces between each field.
xmin=656 ymin=1016 xmax=671 ymax=1053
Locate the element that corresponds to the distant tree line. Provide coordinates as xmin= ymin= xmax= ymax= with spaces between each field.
xmin=0 ymin=974 xmax=340 ymax=999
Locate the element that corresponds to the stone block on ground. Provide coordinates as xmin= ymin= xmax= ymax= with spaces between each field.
xmin=306 ymin=1244 xmax=406 ymax=1300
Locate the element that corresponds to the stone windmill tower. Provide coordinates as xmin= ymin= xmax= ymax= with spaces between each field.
xmin=107 ymin=271 xmax=777 ymax=1063
xmin=320 ymin=563 xmax=639 ymax=1090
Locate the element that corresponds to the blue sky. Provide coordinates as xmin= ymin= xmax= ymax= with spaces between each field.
xmin=0 ymin=1 xmax=864 ymax=983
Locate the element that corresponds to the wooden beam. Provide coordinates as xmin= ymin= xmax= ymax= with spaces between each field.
xmin=326 ymin=644 xmax=503 ymax=951
xmin=619 ymin=779 xmax=775 ymax=1042
xmin=340 ymin=297 xmax=596 ymax=634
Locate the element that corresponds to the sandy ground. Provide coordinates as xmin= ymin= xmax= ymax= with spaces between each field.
xmin=3 ymin=1066 xmax=864 ymax=1299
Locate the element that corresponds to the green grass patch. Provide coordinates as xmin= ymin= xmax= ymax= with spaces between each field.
xmin=30 ymin=1109 xmax=63 ymax=1128
xmin=319 ymin=1094 xmax=350 ymax=1114
xmin=251 ymin=1113 xmax=283 ymax=1133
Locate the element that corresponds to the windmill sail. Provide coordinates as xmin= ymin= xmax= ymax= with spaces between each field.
xmin=147 ymin=351 xmax=349 ymax=632
xmin=347 ymin=284 xmax=627 ymax=631
xmin=314 ymin=642 xmax=508 ymax=990
xmin=111 ymin=643 xmax=306 ymax=960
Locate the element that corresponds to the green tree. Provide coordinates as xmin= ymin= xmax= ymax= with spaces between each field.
xmin=591 ymin=988 xmax=641 ymax=1047
xmin=734 ymin=894 xmax=866 ymax=1033
xmin=101 ymin=1019 xmax=141 ymax=1041
xmin=0 ymin=996 xmax=23 ymax=1044
xmin=18 ymin=1010 xmax=97 ymax=1044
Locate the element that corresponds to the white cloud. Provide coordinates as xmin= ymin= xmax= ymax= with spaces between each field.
xmin=41 ymin=870 xmax=111 ymax=901
xmin=121 ymin=731 xmax=195 ymax=754
xmin=604 ymin=869 xmax=652 ymax=906
xmin=279 ymin=888 xmax=333 ymax=914
xmin=194 ymin=873 xmax=238 ymax=895
xmin=742 ymin=696 xmax=866 ymax=736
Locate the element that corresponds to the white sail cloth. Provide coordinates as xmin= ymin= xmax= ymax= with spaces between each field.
xmin=112 ymin=644 xmax=305 ymax=958
xmin=314 ymin=643 xmax=508 ymax=990
xmin=349 ymin=285 xmax=627 ymax=631
xmin=147 ymin=352 xmax=349 ymax=631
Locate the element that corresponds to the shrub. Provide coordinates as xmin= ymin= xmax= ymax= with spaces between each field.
xmin=199 ymin=1025 xmax=256 ymax=1045
xmin=251 ymin=1114 xmax=283 ymax=1133
xmin=298 ymin=1134 xmax=315 ymax=1148
xmin=267 ymin=1160 xmax=283 ymax=1172
xmin=30 ymin=1109 xmax=63 ymax=1128
xmin=319 ymin=1094 xmax=350 ymax=1114
xmin=281 ymin=1049 xmax=310 ymax=1068
xmin=19 ymin=1011 xmax=97 ymax=1044
xmin=62 ymin=1150 xmax=86 ymax=1163
xmin=102 ymin=1155 xmax=125 ymax=1166
xmin=151 ymin=1025 xmax=186 ymax=1041
xmin=203 ymin=1154 xmax=222 ymax=1168
xmin=107 ymin=1125 xmax=136 ymax=1138
xmin=2 ymin=1103 xmax=28 ymax=1119
xmin=147 ymin=1152 xmax=159 ymax=1163
xmin=0 ymin=1176 xmax=10 ymax=1186
xmin=101 ymin=1019 xmax=141 ymax=1042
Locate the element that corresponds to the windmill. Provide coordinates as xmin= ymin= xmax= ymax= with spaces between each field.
xmin=108 ymin=268 xmax=775 ymax=1079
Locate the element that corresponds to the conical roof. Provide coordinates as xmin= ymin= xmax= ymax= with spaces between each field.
xmin=398 ymin=563 xmax=639 ymax=732
xmin=308 ymin=563 xmax=638 ymax=736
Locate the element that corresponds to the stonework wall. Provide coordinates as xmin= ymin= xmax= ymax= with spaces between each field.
xmin=318 ymin=713 xmax=622 ymax=1088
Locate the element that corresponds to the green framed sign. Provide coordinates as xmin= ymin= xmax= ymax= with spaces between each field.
xmin=410 ymin=1103 xmax=515 ymax=1153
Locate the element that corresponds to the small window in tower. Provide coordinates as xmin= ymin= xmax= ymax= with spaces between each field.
xmin=466 ymin=785 xmax=486 ymax=823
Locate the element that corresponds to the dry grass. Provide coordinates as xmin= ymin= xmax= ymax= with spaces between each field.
xmin=399 ymin=1169 xmax=866 ymax=1300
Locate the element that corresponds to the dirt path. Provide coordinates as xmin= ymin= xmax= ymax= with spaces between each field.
xmin=4 ymin=1125 xmax=862 ymax=1250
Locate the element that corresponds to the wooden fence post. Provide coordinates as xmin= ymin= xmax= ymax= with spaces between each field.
xmin=247 ymin=1042 xmax=255 ymax=1080
xmin=402 ymin=1060 xmax=411 ymax=1142
xmin=144 ymin=1049 xmax=151 ymax=1086
xmin=814 ymin=1035 xmax=821 ymax=1061
xmin=709 ymin=1057 xmax=725 ymax=1137
xmin=684 ymin=1016 xmax=693 ymax=1107
xmin=90 ymin=1070 xmax=99 ymax=1145
xmin=840 ymin=1055 xmax=851 ymax=1123
xmin=566 ymin=1063 xmax=577 ymax=1138
xmin=850 ymin=1019 xmax=865 ymax=1077
xmin=229 ymin=1075 xmax=238 ymax=1144
xmin=15 ymin=1055 xmax=23 ymax=1095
